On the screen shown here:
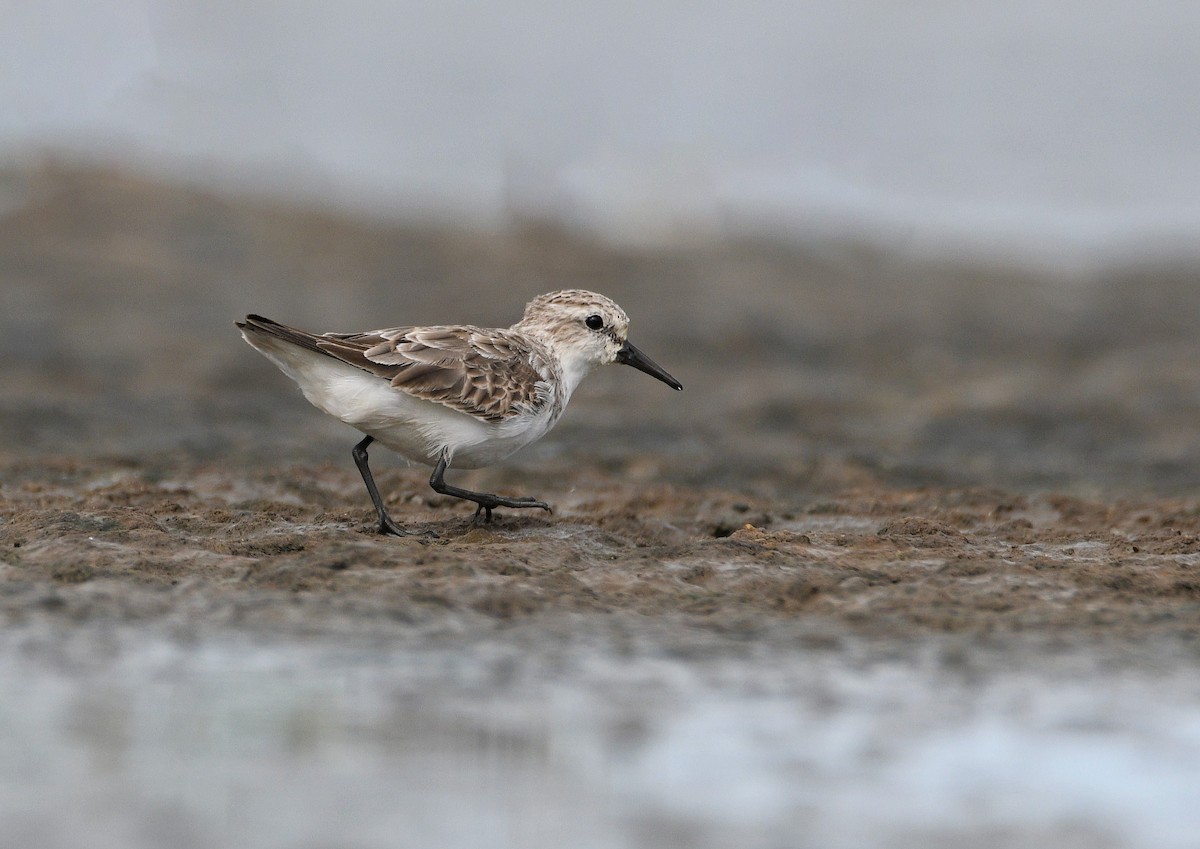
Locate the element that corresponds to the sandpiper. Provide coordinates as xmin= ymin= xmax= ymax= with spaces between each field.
xmin=236 ymin=290 xmax=682 ymax=535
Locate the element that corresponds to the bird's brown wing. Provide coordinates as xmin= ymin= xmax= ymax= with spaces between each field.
xmin=316 ymin=325 xmax=556 ymax=423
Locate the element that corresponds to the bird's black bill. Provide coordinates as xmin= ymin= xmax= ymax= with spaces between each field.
xmin=616 ymin=340 xmax=683 ymax=390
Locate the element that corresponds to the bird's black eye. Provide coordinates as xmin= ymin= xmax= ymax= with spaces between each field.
xmin=585 ymin=314 xmax=604 ymax=330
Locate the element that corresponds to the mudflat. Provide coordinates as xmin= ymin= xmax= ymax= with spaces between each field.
xmin=4 ymin=164 xmax=1200 ymax=641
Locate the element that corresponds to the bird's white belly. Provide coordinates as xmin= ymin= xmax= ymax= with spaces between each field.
xmin=256 ymin=339 xmax=560 ymax=469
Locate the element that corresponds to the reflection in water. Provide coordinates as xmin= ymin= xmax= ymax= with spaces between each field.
xmin=2 ymin=624 xmax=1200 ymax=849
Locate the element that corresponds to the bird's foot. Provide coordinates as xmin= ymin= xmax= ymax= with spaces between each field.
xmin=470 ymin=494 xmax=552 ymax=524
xmin=376 ymin=514 xmax=439 ymax=539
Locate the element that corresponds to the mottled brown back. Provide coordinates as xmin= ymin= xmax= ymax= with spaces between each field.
xmin=317 ymin=325 xmax=557 ymax=423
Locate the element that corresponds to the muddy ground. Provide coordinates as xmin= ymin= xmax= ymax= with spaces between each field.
xmin=3 ymin=163 xmax=1200 ymax=645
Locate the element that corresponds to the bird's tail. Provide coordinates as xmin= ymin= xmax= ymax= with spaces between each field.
xmin=236 ymin=314 xmax=329 ymax=356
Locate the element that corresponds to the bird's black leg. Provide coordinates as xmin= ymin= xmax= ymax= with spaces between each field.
xmin=429 ymin=448 xmax=551 ymax=523
xmin=351 ymin=435 xmax=410 ymax=536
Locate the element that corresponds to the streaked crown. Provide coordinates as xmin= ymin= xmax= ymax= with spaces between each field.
xmin=516 ymin=290 xmax=630 ymax=340
xmin=520 ymin=289 xmax=627 ymax=326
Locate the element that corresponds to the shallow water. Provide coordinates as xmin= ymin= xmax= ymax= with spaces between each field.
xmin=4 ymin=622 xmax=1199 ymax=849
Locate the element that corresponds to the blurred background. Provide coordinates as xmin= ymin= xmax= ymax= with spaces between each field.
xmin=4 ymin=0 xmax=1200 ymax=492
xmin=5 ymin=4 xmax=1200 ymax=849
xmin=7 ymin=0 xmax=1200 ymax=262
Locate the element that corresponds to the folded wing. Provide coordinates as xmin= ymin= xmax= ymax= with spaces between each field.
xmin=316 ymin=325 xmax=554 ymax=423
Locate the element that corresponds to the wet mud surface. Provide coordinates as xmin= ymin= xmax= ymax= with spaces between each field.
xmin=5 ymin=453 xmax=1200 ymax=643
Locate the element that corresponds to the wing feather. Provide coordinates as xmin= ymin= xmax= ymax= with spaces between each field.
xmin=316 ymin=325 xmax=554 ymax=422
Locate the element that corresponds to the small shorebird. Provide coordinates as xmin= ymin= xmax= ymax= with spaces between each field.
xmin=236 ymin=290 xmax=682 ymax=535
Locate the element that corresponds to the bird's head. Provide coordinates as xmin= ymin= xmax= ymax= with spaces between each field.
xmin=515 ymin=290 xmax=683 ymax=393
